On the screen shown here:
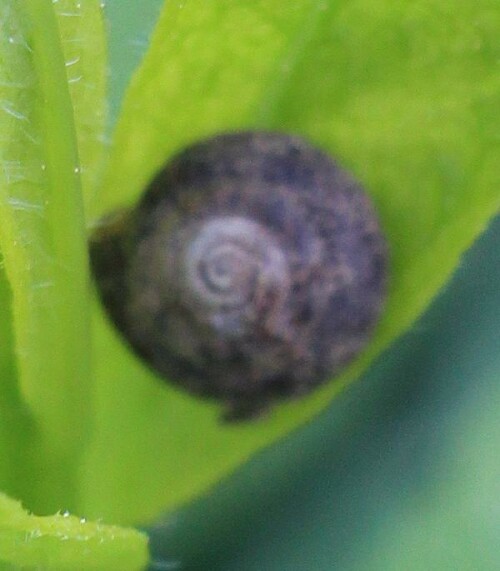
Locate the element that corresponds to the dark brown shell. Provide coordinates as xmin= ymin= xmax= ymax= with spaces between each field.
xmin=90 ymin=132 xmax=388 ymax=421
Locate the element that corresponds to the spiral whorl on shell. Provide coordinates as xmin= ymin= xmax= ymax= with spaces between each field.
xmin=90 ymin=132 xmax=388 ymax=421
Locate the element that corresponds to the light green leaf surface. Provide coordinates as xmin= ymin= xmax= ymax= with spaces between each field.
xmin=81 ymin=0 xmax=500 ymax=525
xmin=54 ymin=0 xmax=108 ymax=214
xmin=0 ymin=492 xmax=149 ymax=570
xmin=0 ymin=2 xmax=150 ymax=568
xmin=0 ymin=0 xmax=100 ymax=513
xmin=0 ymin=269 xmax=32 ymax=502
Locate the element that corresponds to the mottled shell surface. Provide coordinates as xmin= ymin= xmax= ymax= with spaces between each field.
xmin=91 ymin=132 xmax=388 ymax=420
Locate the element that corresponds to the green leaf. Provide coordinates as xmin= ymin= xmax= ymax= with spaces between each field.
xmin=54 ymin=0 xmax=108 ymax=216
xmin=84 ymin=0 xmax=500 ymax=522
xmin=0 ymin=268 xmax=33 ymax=503
xmin=0 ymin=3 xmax=151 ymax=568
xmin=0 ymin=492 xmax=149 ymax=570
xmin=82 ymin=0 xmax=500 ymax=525
xmin=0 ymin=0 xmax=105 ymax=514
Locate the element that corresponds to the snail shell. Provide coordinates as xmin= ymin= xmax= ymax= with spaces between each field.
xmin=90 ymin=132 xmax=388 ymax=421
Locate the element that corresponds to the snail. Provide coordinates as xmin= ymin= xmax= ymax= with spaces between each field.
xmin=90 ymin=132 xmax=388 ymax=421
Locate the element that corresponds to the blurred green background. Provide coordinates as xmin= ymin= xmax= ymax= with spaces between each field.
xmin=106 ymin=2 xmax=499 ymax=569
